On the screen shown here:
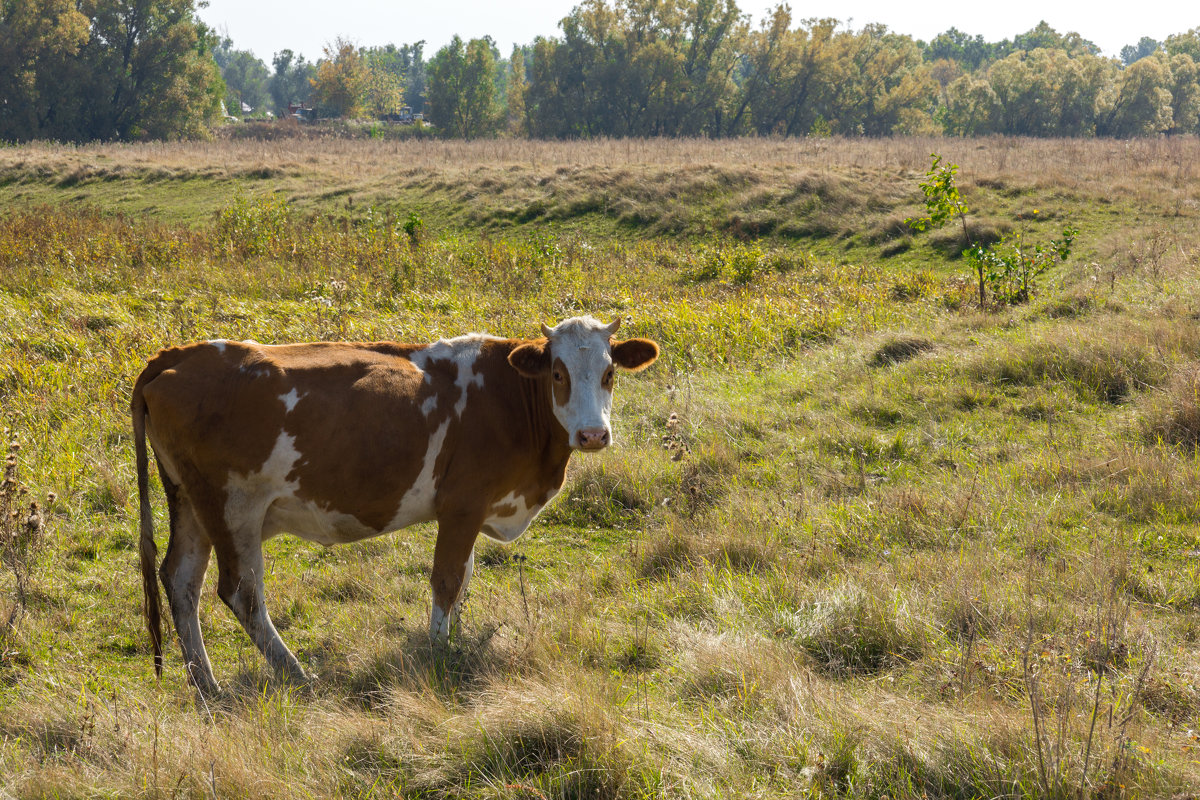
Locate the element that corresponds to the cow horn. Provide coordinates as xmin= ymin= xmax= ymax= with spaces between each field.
xmin=540 ymin=323 xmax=554 ymax=338
xmin=606 ymin=317 xmax=621 ymax=335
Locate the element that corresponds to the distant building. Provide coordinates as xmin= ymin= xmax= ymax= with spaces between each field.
xmin=287 ymin=102 xmax=314 ymax=121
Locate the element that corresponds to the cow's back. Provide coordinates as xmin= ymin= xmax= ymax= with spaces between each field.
xmin=139 ymin=339 xmax=452 ymax=540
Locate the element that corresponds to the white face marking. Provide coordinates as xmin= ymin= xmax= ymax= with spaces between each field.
xmin=279 ymin=389 xmax=302 ymax=413
xmin=420 ymin=395 xmax=438 ymax=417
xmin=544 ymin=317 xmax=618 ymax=448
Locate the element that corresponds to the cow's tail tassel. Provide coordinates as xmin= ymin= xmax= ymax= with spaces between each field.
xmin=132 ymin=377 xmax=163 ymax=678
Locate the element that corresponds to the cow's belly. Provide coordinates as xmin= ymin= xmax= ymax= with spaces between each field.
xmin=480 ymin=488 xmax=557 ymax=543
xmin=263 ymin=495 xmax=421 ymax=545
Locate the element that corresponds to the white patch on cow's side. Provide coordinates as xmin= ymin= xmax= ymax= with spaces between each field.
xmin=410 ymin=334 xmax=498 ymax=417
xmin=386 ymin=418 xmax=449 ymax=530
xmin=239 ymin=363 xmax=271 ymax=379
xmin=279 ymin=388 xmax=302 ymax=413
xmin=209 ymin=339 xmax=228 ymax=354
xmin=420 ymin=395 xmax=438 ymax=417
xmin=263 ymin=496 xmax=379 ymax=545
xmin=481 ymin=489 xmax=554 ymax=542
xmin=223 ymin=431 xmax=302 ymax=533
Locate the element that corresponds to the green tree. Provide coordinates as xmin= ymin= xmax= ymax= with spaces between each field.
xmin=923 ymin=27 xmax=997 ymax=70
xmin=268 ymin=49 xmax=315 ymax=116
xmin=363 ymin=56 xmax=406 ymax=117
xmin=1165 ymin=53 xmax=1200 ymax=134
xmin=942 ymin=73 xmax=999 ymax=135
xmin=506 ymin=44 xmax=529 ymax=136
xmin=1098 ymin=55 xmax=1174 ymax=137
xmin=362 ymin=43 xmax=426 ymax=114
xmin=826 ymin=23 xmax=938 ymax=135
xmin=1011 ymin=21 xmax=1099 ymax=56
xmin=1120 ymin=36 xmax=1161 ymax=66
xmin=1165 ymin=28 xmax=1200 ymax=62
xmin=2 ymin=0 xmax=223 ymax=141
xmin=310 ymin=38 xmax=369 ymax=118
xmin=525 ymin=35 xmax=569 ymax=136
xmin=524 ymin=0 xmax=743 ymax=138
xmin=0 ymin=0 xmax=90 ymax=139
xmin=987 ymin=48 xmax=1109 ymax=136
xmin=214 ymin=39 xmax=270 ymax=115
xmin=79 ymin=0 xmax=224 ymax=140
xmin=735 ymin=10 xmax=839 ymax=136
xmin=427 ymin=35 xmax=500 ymax=137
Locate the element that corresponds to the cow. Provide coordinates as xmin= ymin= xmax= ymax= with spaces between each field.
xmin=131 ymin=316 xmax=659 ymax=695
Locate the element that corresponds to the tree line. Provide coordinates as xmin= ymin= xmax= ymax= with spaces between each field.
xmin=3 ymin=0 xmax=1200 ymax=142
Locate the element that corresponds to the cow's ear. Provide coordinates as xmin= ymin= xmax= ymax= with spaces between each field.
xmin=509 ymin=340 xmax=551 ymax=378
xmin=611 ymin=338 xmax=659 ymax=372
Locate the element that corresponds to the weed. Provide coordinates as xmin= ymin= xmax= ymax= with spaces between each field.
xmin=1021 ymin=548 xmax=1156 ymax=798
xmin=1 ymin=430 xmax=51 ymax=637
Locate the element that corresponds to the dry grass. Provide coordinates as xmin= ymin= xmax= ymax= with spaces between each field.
xmin=4 ymin=135 xmax=1198 ymax=184
xmin=4 ymin=136 xmax=1200 ymax=233
xmin=2 ymin=137 xmax=1200 ymax=798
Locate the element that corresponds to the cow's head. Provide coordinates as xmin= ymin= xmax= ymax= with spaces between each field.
xmin=508 ymin=316 xmax=659 ymax=451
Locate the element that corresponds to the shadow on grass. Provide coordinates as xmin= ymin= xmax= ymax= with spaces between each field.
xmin=323 ymin=624 xmax=516 ymax=710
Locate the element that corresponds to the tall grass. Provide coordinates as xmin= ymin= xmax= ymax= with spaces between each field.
xmin=1 ymin=139 xmax=1199 ymax=797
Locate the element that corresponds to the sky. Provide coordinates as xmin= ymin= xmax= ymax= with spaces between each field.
xmin=197 ymin=0 xmax=1195 ymax=64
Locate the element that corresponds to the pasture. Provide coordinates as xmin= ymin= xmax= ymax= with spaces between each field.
xmin=1 ymin=136 xmax=1199 ymax=798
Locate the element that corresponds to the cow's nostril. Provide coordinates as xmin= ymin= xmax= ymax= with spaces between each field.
xmin=578 ymin=428 xmax=610 ymax=449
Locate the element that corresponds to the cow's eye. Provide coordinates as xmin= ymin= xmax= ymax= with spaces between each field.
xmin=603 ymin=368 xmax=614 ymax=387
xmin=553 ymin=370 xmax=564 ymax=383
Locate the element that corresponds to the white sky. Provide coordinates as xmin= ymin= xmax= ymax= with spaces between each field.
xmin=197 ymin=0 xmax=1196 ymax=63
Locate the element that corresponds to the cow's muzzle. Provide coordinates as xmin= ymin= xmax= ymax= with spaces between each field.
xmin=577 ymin=428 xmax=610 ymax=451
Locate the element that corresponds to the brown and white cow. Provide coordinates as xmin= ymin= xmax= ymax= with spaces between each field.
xmin=132 ymin=316 xmax=659 ymax=694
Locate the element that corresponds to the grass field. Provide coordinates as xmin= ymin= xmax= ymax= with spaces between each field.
xmin=1 ymin=136 xmax=1199 ymax=798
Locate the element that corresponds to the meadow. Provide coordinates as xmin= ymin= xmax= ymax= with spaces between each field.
xmin=1 ymin=135 xmax=1199 ymax=798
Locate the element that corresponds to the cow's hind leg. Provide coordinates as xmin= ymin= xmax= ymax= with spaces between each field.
xmin=214 ymin=539 xmax=308 ymax=685
xmin=159 ymin=473 xmax=218 ymax=695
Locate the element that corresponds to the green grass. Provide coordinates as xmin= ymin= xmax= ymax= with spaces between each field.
xmin=1 ymin=137 xmax=1200 ymax=798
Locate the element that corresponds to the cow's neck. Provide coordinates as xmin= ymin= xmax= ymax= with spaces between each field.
xmin=510 ymin=351 xmax=572 ymax=474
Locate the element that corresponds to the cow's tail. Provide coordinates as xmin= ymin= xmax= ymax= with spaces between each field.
xmin=131 ymin=347 xmax=188 ymax=678
xmin=132 ymin=367 xmax=163 ymax=678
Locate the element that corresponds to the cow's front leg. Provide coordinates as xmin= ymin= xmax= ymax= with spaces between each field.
xmin=430 ymin=515 xmax=481 ymax=642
